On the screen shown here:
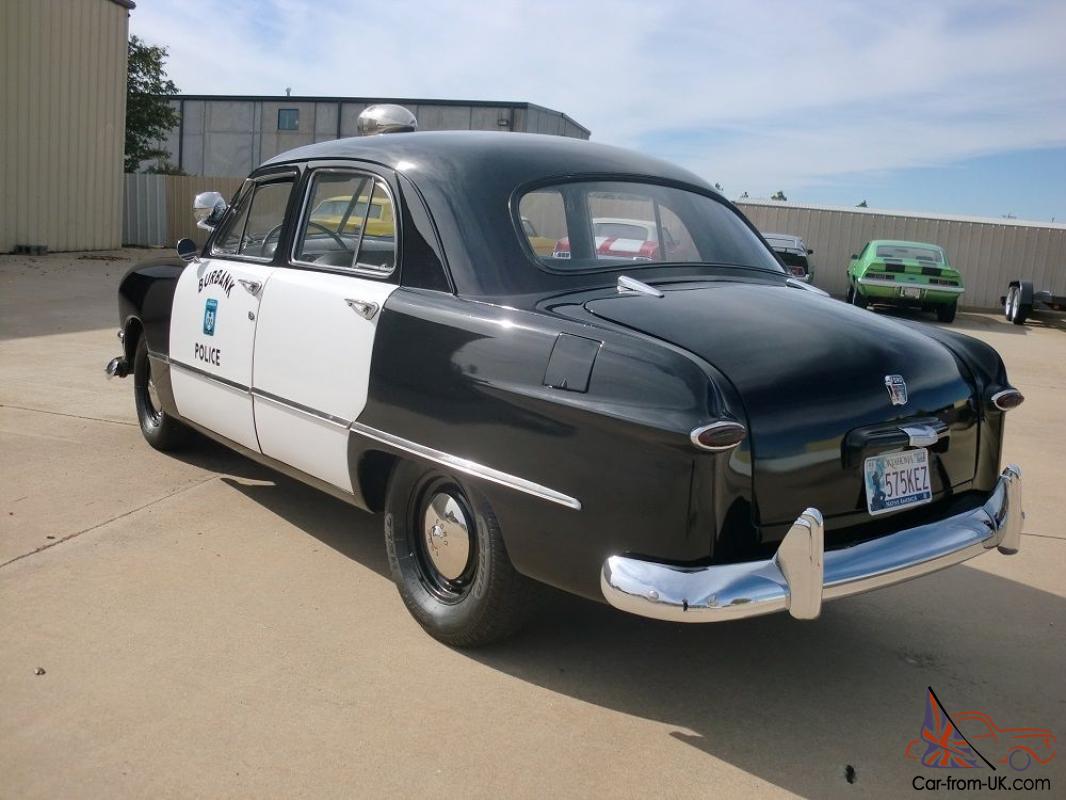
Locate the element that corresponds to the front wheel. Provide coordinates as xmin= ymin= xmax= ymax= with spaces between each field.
xmin=384 ymin=462 xmax=537 ymax=646
xmin=936 ymin=301 xmax=957 ymax=323
xmin=133 ymin=337 xmax=192 ymax=451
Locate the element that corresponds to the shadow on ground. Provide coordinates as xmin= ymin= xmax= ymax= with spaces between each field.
xmin=176 ymin=442 xmax=1066 ymax=798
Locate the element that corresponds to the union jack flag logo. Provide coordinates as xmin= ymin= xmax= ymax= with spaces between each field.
xmin=917 ymin=688 xmax=993 ymax=769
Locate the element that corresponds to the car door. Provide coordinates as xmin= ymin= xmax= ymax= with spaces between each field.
xmin=251 ymin=168 xmax=400 ymax=493
xmin=169 ymin=174 xmax=295 ymax=451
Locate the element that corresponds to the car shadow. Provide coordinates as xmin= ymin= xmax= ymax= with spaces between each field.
xmin=870 ymin=305 xmax=1033 ymax=336
xmin=183 ymin=448 xmax=1066 ymax=798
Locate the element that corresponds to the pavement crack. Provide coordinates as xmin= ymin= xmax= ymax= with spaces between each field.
xmin=1024 ymin=531 xmax=1066 ymax=542
xmin=0 ymin=476 xmax=218 ymax=570
xmin=0 ymin=403 xmax=136 ymax=427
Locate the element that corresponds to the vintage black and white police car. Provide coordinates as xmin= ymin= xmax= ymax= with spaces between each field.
xmin=108 ymin=105 xmax=1025 ymax=646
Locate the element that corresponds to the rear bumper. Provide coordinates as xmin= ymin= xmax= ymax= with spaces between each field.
xmin=858 ymin=277 xmax=965 ymax=301
xmin=600 ymin=465 xmax=1022 ymax=622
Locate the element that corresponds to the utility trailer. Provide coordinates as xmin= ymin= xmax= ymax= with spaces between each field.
xmin=1002 ymin=280 xmax=1066 ymax=326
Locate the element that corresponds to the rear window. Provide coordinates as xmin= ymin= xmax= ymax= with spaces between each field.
xmin=518 ymin=181 xmax=780 ymax=273
xmin=875 ymin=244 xmax=943 ymax=263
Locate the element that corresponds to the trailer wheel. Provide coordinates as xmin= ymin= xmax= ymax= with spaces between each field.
xmin=1006 ymin=283 xmax=1032 ymax=325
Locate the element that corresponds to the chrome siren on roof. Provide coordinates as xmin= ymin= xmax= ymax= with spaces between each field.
xmin=357 ymin=104 xmax=418 ymax=136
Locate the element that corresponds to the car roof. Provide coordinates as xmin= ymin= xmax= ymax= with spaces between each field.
xmin=262 ymin=131 xmax=710 ymax=189
xmin=262 ymin=132 xmax=726 ymax=300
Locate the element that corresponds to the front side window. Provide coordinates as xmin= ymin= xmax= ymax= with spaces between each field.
xmin=518 ymin=181 xmax=781 ymax=273
xmin=212 ymin=178 xmax=294 ymax=260
xmin=294 ymin=170 xmax=397 ymax=275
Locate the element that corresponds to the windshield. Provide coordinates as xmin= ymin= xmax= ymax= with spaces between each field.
xmin=875 ymin=244 xmax=943 ymax=263
xmin=518 ymin=181 xmax=782 ymax=273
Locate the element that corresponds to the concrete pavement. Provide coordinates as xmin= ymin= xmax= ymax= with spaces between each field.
xmin=2 ymin=250 xmax=1064 ymax=799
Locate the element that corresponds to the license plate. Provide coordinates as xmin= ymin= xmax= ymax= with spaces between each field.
xmin=864 ymin=449 xmax=932 ymax=515
xmin=900 ymin=286 xmax=922 ymax=299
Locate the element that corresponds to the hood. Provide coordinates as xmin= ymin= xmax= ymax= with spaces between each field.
xmin=586 ymin=280 xmax=979 ymax=526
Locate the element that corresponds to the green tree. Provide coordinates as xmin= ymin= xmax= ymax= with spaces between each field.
xmin=856 ymin=199 xmax=868 ymax=207
xmin=125 ymin=35 xmax=180 ymax=173
xmin=771 ymin=190 xmax=787 ymax=201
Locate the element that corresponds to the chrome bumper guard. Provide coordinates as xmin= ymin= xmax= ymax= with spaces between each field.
xmin=601 ymin=465 xmax=1022 ymax=623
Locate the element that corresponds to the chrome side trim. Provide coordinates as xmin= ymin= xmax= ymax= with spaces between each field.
xmin=251 ymin=389 xmax=351 ymax=429
xmin=349 ymin=421 xmax=582 ymax=511
xmin=601 ymin=465 xmax=1022 ymax=623
xmin=168 ymin=357 xmax=250 ymax=394
xmin=858 ymin=277 xmax=966 ymax=294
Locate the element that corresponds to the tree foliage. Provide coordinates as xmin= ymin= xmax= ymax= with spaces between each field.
xmin=771 ymin=190 xmax=787 ymax=201
xmin=125 ymin=35 xmax=180 ymax=173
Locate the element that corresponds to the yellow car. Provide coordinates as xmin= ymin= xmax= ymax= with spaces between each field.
xmin=522 ymin=217 xmax=557 ymax=257
xmin=310 ymin=194 xmax=395 ymax=237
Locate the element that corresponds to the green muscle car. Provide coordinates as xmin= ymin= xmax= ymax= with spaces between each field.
xmin=846 ymin=240 xmax=965 ymax=323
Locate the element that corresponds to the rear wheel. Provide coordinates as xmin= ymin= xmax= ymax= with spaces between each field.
xmin=850 ymin=284 xmax=869 ymax=309
xmin=133 ymin=337 xmax=191 ymax=451
xmin=936 ymin=301 xmax=957 ymax=323
xmin=384 ymin=462 xmax=537 ymax=646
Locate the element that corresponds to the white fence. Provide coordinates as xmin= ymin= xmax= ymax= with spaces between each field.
xmin=739 ymin=200 xmax=1066 ymax=309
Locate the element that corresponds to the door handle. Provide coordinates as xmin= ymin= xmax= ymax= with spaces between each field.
xmin=345 ymin=298 xmax=379 ymax=320
xmin=238 ymin=279 xmax=262 ymax=296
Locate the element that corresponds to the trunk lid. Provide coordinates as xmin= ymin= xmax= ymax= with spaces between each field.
xmin=585 ymin=280 xmax=979 ymax=526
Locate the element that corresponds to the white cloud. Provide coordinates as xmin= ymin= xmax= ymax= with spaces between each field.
xmin=131 ymin=0 xmax=1066 ymax=195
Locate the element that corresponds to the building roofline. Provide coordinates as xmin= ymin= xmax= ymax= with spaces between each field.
xmin=171 ymin=94 xmax=590 ymax=136
xmin=737 ymin=198 xmax=1066 ymax=231
xmin=108 ymin=0 xmax=136 ymax=9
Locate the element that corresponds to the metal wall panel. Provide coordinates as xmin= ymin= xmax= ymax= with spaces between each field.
xmin=1 ymin=0 xmax=129 ymax=252
xmin=122 ymin=173 xmax=167 ymax=247
xmin=739 ymin=201 xmax=1066 ymax=309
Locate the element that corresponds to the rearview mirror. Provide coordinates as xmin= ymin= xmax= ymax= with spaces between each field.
xmin=193 ymin=191 xmax=227 ymax=231
xmin=176 ymin=238 xmax=199 ymax=262
xmin=850 ymin=253 xmax=858 ymax=259
xmin=807 ymin=248 xmax=815 ymax=255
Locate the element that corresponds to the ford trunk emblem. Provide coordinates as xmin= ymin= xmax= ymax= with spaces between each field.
xmin=885 ymin=374 xmax=908 ymax=406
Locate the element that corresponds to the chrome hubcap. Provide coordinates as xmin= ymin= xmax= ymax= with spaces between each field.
xmin=147 ymin=375 xmax=161 ymax=413
xmin=422 ymin=492 xmax=471 ymax=581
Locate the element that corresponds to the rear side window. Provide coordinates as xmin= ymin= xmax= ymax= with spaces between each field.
xmin=517 ymin=181 xmax=780 ymax=273
xmin=294 ymin=170 xmax=397 ymax=275
xmin=212 ymin=178 xmax=294 ymax=260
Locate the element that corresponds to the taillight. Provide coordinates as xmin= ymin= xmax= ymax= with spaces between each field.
xmin=690 ymin=421 xmax=747 ymax=451
xmin=990 ymin=389 xmax=1024 ymax=411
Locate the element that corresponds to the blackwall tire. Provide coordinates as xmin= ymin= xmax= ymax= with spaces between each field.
xmin=384 ymin=461 xmax=537 ymax=647
xmin=851 ymin=285 xmax=869 ymax=309
xmin=133 ymin=337 xmax=192 ymax=452
xmin=936 ymin=301 xmax=957 ymax=323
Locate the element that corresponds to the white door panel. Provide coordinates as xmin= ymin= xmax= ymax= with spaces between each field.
xmin=169 ymin=258 xmax=272 ymax=451
xmin=253 ymin=269 xmax=398 ymax=492
xmin=253 ymin=400 xmax=354 ymax=492
xmin=171 ymin=370 xmax=261 ymax=451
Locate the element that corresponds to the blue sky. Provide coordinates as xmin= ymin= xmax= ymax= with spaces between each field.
xmin=131 ymin=0 xmax=1066 ymax=222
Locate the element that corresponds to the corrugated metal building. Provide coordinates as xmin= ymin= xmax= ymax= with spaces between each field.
xmin=739 ymin=200 xmax=1066 ymax=309
xmin=0 ymin=0 xmax=132 ymax=253
xmin=157 ymin=95 xmax=590 ymax=177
